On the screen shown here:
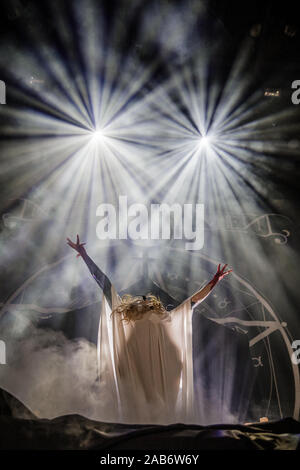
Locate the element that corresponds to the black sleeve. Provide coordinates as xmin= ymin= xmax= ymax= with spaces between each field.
xmin=80 ymin=251 xmax=113 ymax=309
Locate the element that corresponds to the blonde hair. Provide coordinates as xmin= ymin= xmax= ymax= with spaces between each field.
xmin=111 ymin=293 xmax=167 ymax=324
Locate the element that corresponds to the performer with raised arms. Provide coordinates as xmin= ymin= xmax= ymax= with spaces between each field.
xmin=67 ymin=235 xmax=232 ymax=424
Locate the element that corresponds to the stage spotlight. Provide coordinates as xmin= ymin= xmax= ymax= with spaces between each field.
xmin=91 ymin=128 xmax=107 ymax=143
xmin=264 ymin=88 xmax=281 ymax=98
xmin=198 ymin=135 xmax=211 ymax=148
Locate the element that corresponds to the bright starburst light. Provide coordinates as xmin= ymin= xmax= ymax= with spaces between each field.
xmin=91 ymin=129 xmax=107 ymax=143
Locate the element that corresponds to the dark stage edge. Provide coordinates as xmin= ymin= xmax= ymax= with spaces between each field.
xmin=0 ymin=388 xmax=299 ymax=450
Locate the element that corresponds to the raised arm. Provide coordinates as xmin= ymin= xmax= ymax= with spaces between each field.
xmin=191 ymin=264 xmax=232 ymax=308
xmin=67 ymin=235 xmax=113 ymax=308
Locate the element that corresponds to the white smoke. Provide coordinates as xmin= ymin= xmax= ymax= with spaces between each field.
xmin=0 ymin=324 xmax=116 ymax=422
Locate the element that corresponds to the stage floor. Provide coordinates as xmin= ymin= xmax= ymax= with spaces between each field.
xmin=0 ymin=388 xmax=299 ymax=450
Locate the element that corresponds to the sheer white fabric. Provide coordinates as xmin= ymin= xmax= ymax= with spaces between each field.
xmin=97 ymin=285 xmax=196 ymax=425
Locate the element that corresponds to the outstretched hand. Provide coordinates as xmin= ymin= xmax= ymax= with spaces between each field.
xmin=67 ymin=234 xmax=86 ymax=257
xmin=191 ymin=263 xmax=233 ymax=304
xmin=212 ymin=264 xmax=232 ymax=283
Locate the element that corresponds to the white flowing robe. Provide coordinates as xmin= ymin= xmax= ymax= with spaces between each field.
xmin=97 ymin=285 xmax=196 ymax=425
